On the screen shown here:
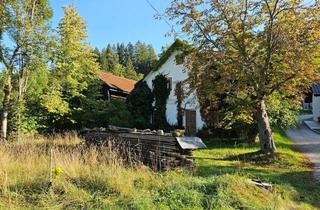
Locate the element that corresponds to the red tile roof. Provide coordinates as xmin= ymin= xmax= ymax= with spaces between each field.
xmin=98 ymin=71 xmax=137 ymax=93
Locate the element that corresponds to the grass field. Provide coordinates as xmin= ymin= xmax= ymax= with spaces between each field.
xmin=0 ymin=132 xmax=319 ymax=209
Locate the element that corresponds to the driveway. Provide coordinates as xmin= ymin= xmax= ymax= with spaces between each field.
xmin=285 ymin=114 xmax=320 ymax=180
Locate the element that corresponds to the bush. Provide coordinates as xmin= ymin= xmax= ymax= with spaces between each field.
xmin=127 ymin=81 xmax=153 ymax=129
xmin=106 ymin=99 xmax=133 ymax=128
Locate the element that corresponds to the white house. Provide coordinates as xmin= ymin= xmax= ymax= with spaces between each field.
xmin=143 ymin=39 xmax=205 ymax=135
xmin=312 ymin=83 xmax=320 ymax=121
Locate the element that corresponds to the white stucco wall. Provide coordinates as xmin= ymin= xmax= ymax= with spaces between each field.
xmin=313 ymin=95 xmax=320 ymax=121
xmin=144 ymin=51 xmax=205 ymax=129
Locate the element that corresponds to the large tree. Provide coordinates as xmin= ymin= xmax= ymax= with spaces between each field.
xmin=41 ymin=5 xmax=99 ymax=129
xmin=0 ymin=0 xmax=52 ymax=139
xmin=166 ymin=0 xmax=320 ymax=153
xmin=134 ymin=41 xmax=158 ymax=75
xmin=101 ymin=45 xmax=118 ymax=72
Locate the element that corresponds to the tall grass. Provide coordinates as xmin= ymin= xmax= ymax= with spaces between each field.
xmin=0 ymin=132 xmax=318 ymax=209
xmin=0 ymin=133 xmax=156 ymax=209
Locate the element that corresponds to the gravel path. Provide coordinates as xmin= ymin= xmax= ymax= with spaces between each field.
xmin=286 ymin=115 xmax=320 ymax=180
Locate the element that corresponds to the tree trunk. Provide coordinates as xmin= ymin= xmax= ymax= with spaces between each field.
xmin=1 ymin=75 xmax=12 ymax=140
xmin=256 ymin=100 xmax=276 ymax=154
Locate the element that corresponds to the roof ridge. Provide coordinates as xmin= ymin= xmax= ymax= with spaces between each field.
xmin=98 ymin=71 xmax=137 ymax=93
xmin=143 ymin=39 xmax=190 ymax=80
xmin=98 ymin=71 xmax=137 ymax=83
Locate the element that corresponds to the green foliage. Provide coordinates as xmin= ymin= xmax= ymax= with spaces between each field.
xmin=166 ymin=0 xmax=320 ymax=153
xmin=127 ymin=81 xmax=153 ymax=129
xmin=68 ymin=78 xmax=109 ymax=129
xmin=97 ymin=41 xmax=157 ymax=80
xmin=54 ymin=5 xmax=99 ymax=98
xmin=39 ymin=5 xmax=100 ymax=130
xmin=151 ymin=39 xmax=189 ymax=73
xmin=134 ymin=41 xmax=158 ymax=75
xmin=100 ymin=45 xmax=118 ymax=72
xmin=0 ymin=0 xmax=53 ymax=139
xmin=116 ymin=43 xmax=127 ymax=65
xmin=112 ymin=63 xmax=126 ymax=77
xmin=266 ymin=93 xmax=300 ymax=130
xmin=41 ymin=80 xmax=70 ymax=115
xmin=125 ymin=57 xmax=143 ymax=81
xmin=106 ymin=99 xmax=133 ymax=128
xmin=152 ymin=74 xmax=170 ymax=130
xmin=174 ymin=81 xmax=185 ymax=128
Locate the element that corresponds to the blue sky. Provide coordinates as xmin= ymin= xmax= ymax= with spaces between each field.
xmin=49 ymin=0 xmax=175 ymax=53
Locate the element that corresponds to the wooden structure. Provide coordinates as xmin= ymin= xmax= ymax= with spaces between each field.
xmin=98 ymin=71 xmax=137 ymax=101
xmin=82 ymin=131 xmax=206 ymax=171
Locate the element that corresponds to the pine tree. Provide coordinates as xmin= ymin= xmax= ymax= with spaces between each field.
xmin=125 ymin=57 xmax=143 ymax=81
xmin=134 ymin=41 xmax=157 ymax=75
xmin=117 ymin=43 xmax=126 ymax=66
xmin=93 ymin=47 xmax=101 ymax=64
xmin=112 ymin=63 xmax=126 ymax=77
xmin=105 ymin=45 xmax=118 ymax=72
xmin=126 ymin=42 xmax=135 ymax=63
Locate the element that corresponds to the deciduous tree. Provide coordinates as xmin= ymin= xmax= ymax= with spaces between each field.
xmin=166 ymin=0 xmax=320 ymax=153
xmin=0 ymin=0 xmax=52 ymax=139
xmin=42 ymin=5 xmax=99 ymax=129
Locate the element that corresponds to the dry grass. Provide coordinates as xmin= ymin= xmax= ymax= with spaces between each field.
xmin=0 ymin=133 xmax=160 ymax=209
xmin=0 ymin=132 xmax=318 ymax=209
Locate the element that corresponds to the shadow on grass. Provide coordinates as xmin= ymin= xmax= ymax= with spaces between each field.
xmin=69 ymin=177 xmax=119 ymax=196
xmin=9 ymin=179 xmax=50 ymax=206
xmin=225 ymin=151 xmax=313 ymax=167
xmin=196 ymin=151 xmax=320 ymax=209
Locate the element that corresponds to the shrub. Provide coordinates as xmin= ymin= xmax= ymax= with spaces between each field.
xmin=127 ymin=81 xmax=153 ymax=129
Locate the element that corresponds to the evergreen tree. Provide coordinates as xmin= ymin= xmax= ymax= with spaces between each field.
xmin=104 ymin=45 xmax=118 ymax=72
xmin=126 ymin=42 xmax=135 ymax=63
xmin=134 ymin=41 xmax=157 ymax=75
xmin=117 ymin=43 xmax=127 ymax=66
xmin=125 ymin=57 xmax=143 ymax=81
xmin=112 ymin=63 xmax=126 ymax=77
xmin=93 ymin=47 xmax=101 ymax=64
xmin=100 ymin=48 xmax=107 ymax=70
xmin=97 ymin=41 xmax=157 ymax=80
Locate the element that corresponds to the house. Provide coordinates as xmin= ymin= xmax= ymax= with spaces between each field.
xmin=143 ymin=39 xmax=205 ymax=135
xmin=98 ymin=71 xmax=137 ymax=101
xmin=312 ymin=83 xmax=320 ymax=121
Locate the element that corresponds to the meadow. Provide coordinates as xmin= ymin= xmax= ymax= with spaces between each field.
xmin=0 ymin=132 xmax=319 ymax=209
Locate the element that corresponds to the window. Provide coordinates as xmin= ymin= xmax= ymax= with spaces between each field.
xmin=167 ymin=77 xmax=172 ymax=90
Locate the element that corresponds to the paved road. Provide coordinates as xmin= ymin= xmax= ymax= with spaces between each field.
xmin=286 ymin=115 xmax=320 ymax=180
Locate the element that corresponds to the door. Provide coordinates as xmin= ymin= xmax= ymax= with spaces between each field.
xmin=185 ymin=110 xmax=197 ymax=136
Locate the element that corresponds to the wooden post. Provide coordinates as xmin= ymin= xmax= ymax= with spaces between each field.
xmin=48 ymin=148 xmax=53 ymax=189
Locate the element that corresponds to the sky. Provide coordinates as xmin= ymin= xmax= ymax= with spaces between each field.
xmin=49 ymin=0 xmax=176 ymax=53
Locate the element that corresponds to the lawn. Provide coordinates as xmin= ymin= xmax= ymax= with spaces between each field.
xmin=0 ymin=132 xmax=318 ymax=209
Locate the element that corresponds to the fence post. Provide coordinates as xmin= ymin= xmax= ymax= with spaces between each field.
xmin=48 ymin=147 xmax=53 ymax=189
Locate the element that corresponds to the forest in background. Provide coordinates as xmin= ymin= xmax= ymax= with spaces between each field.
xmin=94 ymin=42 xmax=158 ymax=80
xmin=0 ymin=2 xmax=160 ymax=140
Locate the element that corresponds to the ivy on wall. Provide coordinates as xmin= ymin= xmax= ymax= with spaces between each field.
xmin=152 ymin=74 xmax=170 ymax=130
xmin=151 ymin=39 xmax=189 ymax=72
xmin=174 ymin=81 xmax=185 ymax=128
